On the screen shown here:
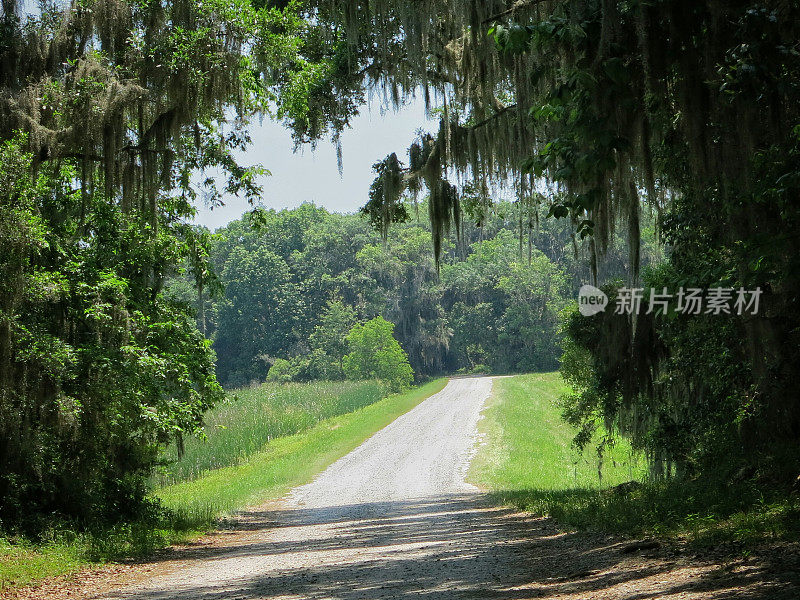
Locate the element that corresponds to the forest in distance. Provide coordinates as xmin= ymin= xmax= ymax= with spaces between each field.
xmin=172 ymin=200 xmax=662 ymax=387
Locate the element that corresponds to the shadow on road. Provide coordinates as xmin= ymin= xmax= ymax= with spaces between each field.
xmin=96 ymin=493 xmax=799 ymax=600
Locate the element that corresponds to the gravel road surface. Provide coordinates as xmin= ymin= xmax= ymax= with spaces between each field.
xmin=288 ymin=375 xmax=491 ymax=508
xmin=102 ymin=376 xmax=499 ymax=599
xmin=15 ymin=376 xmax=798 ymax=600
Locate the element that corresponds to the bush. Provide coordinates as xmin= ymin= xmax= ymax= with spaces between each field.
xmin=343 ymin=317 xmax=414 ymax=391
xmin=265 ymin=356 xmax=310 ymax=383
xmin=266 ymin=359 xmax=294 ymax=383
xmin=0 ymin=136 xmax=224 ymax=530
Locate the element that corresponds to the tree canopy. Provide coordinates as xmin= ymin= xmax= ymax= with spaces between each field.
xmin=0 ymin=0 xmax=361 ymax=525
xmin=310 ymin=0 xmax=800 ymax=479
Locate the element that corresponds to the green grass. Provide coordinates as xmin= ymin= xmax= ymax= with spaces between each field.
xmin=471 ymin=372 xmax=800 ymax=548
xmin=470 ymin=372 xmax=643 ymax=497
xmin=0 ymin=537 xmax=84 ymax=590
xmin=1 ymin=378 xmax=447 ymax=591
xmin=0 ymin=519 xmax=200 ymax=590
xmin=156 ymin=380 xmax=387 ymax=485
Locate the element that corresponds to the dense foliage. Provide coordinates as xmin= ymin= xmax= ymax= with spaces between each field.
xmin=0 ymin=0 xmax=360 ymax=527
xmin=506 ymin=1 xmax=800 ymax=479
xmin=179 ymin=201 xmax=656 ymax=388
xmin=290 ymin=0 xmax=800 ymax=483
xmin=0 ymin=133 xmax=225 ymax=527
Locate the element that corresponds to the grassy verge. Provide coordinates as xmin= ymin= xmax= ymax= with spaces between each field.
xmin=0 ymin=378 xmax=447 ymax=591
xmin=0 ymin=538 xmax=84 ymax=592
xmin=471 ymin=372 xmax=800 ymax=548
xmin=470 ymin=372 xmax=643 ymax=497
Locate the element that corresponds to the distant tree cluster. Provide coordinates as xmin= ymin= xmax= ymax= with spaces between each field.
xmin=168 ymin=201 xmax=659 ymax=389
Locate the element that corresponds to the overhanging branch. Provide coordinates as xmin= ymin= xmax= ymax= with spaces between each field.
xmin=483 ymin=0 xmax=551 ymax=24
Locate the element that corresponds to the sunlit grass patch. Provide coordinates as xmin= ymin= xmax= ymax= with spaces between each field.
xmin=471 ymin=372 xmax=800 ymax=548
xmin=470 ymin=372 xmax=642 ymax=494
xmin=0 ymin=536 xmax=83 ymax=590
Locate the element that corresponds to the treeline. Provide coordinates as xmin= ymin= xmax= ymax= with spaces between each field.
xmin=167 ymin=201 xmax=661 ymax=387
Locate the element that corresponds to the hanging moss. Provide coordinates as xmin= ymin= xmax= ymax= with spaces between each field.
xmin=325 ymin=0 xmax=800 ymax=475
xmin=323 ymin=0 xmax=686 ymax=275
xmin=1 ymin=0 xmax=268 ymax=220
xmin=360 ymin=151 xmax=410 ymax=240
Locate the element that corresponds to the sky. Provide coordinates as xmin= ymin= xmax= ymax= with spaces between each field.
xmin=192 ymin=97 xmax=436 ymax=231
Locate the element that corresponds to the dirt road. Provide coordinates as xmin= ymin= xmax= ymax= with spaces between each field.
xmin=15 ymin=377 xmax=799 ymax=599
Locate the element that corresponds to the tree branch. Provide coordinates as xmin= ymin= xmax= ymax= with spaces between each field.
xmin=470 ymin=103 xmax=517 ymax=129
xmin=483 ymin=0 xmax=550 ymax=24
xmin=120 ymin=144 xmax=162 ymax=154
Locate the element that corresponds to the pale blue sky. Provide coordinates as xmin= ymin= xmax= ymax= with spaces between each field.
xmin=193 ymin=97 xmax=436 ymax=230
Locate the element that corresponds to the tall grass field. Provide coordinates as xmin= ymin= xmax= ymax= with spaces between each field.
xmin=155 ymin=380 xmax=386 ymax=485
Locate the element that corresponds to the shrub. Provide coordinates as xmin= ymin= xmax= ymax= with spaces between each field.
xmin=266 ymin=359 xmax=294 ymax=383
xmin=343 ymin=317 xmax=414 ymax=391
